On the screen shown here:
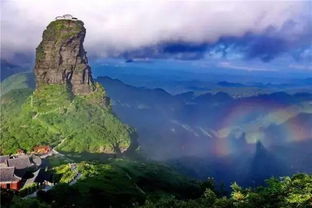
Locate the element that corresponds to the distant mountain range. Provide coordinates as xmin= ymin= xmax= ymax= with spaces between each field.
xmin=98 ymin=76 xmax=312 ymax=154
xmin=0 ymin=59 xmax=28 ymax=81
xmin=91 ymin=60 xmax=312 ymax=96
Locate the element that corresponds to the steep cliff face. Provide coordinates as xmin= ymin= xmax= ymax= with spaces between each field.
xmin=34 ymin=19 xmax=94 ymax=95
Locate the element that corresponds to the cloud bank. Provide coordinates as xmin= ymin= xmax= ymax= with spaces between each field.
xmin=1 ymin=0 xmax=311 ymax=63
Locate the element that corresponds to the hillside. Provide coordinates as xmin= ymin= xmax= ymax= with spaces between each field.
xmin=0 ymin=19 xmax=135 ymax=155
xmin=1 ymin=73 xmax=311 ymax=208
xmin=0 ymin=72 xmax=34 ymax=96
xmin=4 ymin=160 xmax=312 ymax=208
xmin=47 ymin=159 xmax=202 ymax=207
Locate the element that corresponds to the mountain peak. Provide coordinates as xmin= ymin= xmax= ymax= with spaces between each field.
xmin=34 ymin=18 xmax=94 ymax=95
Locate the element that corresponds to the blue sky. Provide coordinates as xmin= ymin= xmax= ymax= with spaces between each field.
xmin=1 ymin=0 xmax=311 ymax=72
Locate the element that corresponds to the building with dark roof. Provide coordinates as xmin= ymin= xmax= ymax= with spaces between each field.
xmin=0 ymin=155 xmax=9 ymax=164
xmin=0 ymin=155 xmax=47 ymax=191
xmin=25 ymin=168 xmax=53 ymax=186
xmin=7 ymin=156 xmax=33 ymax=177
xmin=55 ymin=14 xmax=78 ymax=21
xmin=31 ymin=155 xmax=42 ymax=167
xmin=0 ymin=167 xmax=22 ymax=190
xmin=7 ymin=156 xmax=32 ymax=169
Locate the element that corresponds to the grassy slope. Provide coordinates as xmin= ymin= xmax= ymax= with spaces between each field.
xmin=0 ymin=73 xmax=134 ymax=155
xmin=45 ymin=159 xmax=202 ymax=207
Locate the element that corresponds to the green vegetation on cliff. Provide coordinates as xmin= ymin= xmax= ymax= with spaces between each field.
xmin=44 ymin=20 xmax=84 ymax=42
xmin=0 ymin=79 xmax=134 ymax=154
xmin=36 ymin=20 xmax=85 ymax=63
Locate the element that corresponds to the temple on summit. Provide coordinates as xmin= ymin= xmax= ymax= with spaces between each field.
xmin=55 ymin=14 xmax=78 ymax=21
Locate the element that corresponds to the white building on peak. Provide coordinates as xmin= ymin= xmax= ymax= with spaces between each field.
xmin=55 ymin=14 xmax=78 ymax=21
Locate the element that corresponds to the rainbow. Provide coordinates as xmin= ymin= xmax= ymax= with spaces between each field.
xmin=209 ymin=99 xmax=312 ymax=156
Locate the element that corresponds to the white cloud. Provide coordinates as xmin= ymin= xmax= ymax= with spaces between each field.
xmin=218 ymin=61 xmax=275 ymax=71
xmin=288 ymin=64 xmax=312 ymax=71
xmin=1 ymin=0 xmax=309 ymax=60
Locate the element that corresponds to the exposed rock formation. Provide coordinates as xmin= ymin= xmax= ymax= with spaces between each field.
xmin=34 ymin=18 xmax=94 ymax=95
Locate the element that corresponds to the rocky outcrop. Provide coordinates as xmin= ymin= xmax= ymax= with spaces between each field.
xmin=34 ymin=19 xmax=94 ymax=95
